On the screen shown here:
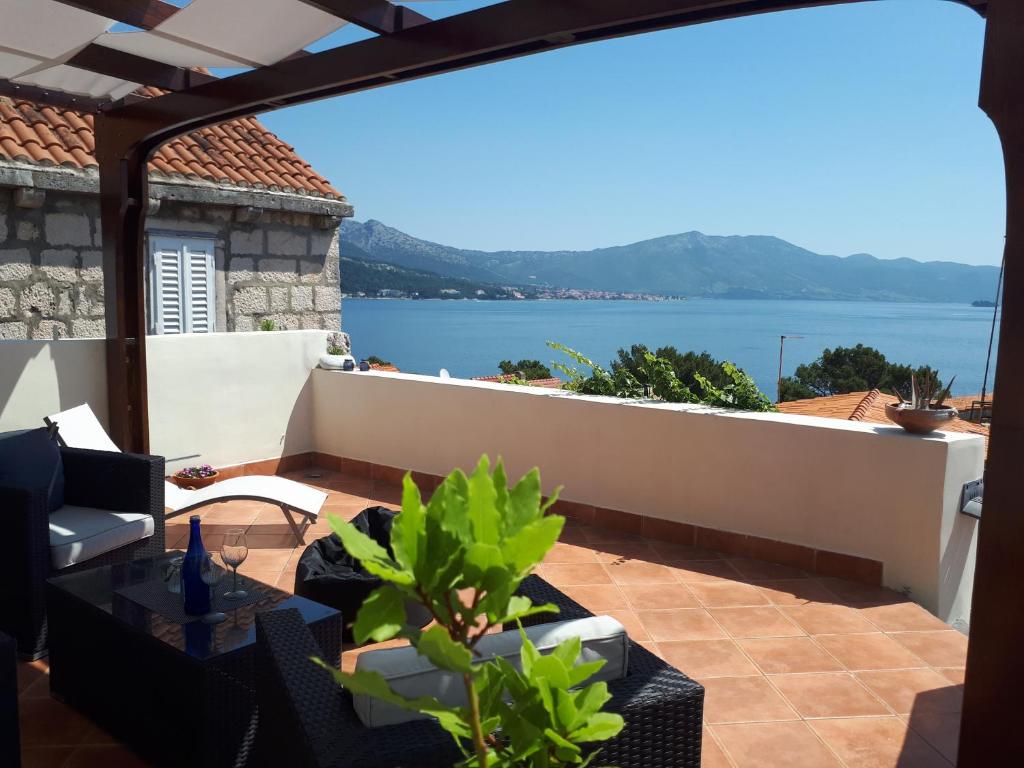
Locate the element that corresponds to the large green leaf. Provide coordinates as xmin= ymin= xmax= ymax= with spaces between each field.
xmin=313 ymin=662 xmax=470 ymax=738
xmin=415 ymin=625 xmax=473 ymax=673
xmin=467 ymin=456 xmax=500 ymax=545
xmin=572 ymin=682 xmax=612 ymax=723
xmin=495 ymin=596 xmax=559 ymax=626
xmin=391 ymin=474 xmax=424 ymax=572
xmin=352 ymin=585 xmax=407 ymax=644
xmin=328 ymin=514 xmax=414 ymax=585
xmin=506 ymin=468 xmax=543 ymax=532
xmin=566 ymin=660 xmax=606 ymax=688
xmin=503 ymin=515 xmax=564 ymax=573
xmin=463 ymin=542 xmax=504 ymax=584
xmin=569 ymin=712 xmax=624 ymax=743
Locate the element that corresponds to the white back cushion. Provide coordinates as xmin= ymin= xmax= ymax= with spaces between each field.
xmin=46 ymin=404 xmax=121 ymax=452
xmin=352 ymin=615 xmax=628 ymax=728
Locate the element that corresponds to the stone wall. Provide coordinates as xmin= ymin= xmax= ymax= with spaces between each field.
xmin=0 ymin=186 xmax=343 ymax=339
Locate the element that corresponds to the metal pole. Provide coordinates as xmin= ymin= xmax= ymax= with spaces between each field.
xmin=777 ymin=335 xmax=805 ymax=403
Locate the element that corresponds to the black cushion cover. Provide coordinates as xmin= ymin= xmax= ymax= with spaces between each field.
xmin=295 ymin=506 xmax=430 ymax=641
xmin=0 ymin=427 xmax=64 ymax=512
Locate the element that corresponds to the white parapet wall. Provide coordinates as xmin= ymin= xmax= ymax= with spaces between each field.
xmin=0 ymin=330 xmax=327 ymax=472
xmin=312 ymin=369 xmax=984 ymax=628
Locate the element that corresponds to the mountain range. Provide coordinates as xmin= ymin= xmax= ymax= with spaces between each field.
xmin=339 ymin=219 xmax=1000 ymax=303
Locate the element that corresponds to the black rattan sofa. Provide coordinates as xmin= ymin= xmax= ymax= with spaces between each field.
xmin=254 ymin=575 xmax=704 ymax=768
xmin=0 ymin=446 xmax=165 ymax=659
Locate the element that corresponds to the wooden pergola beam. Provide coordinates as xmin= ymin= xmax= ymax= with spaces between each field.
xmin=299 ymin=0 xmax=431 ymax=35
xmin=67 ymin=45 xmax=218 ymax=93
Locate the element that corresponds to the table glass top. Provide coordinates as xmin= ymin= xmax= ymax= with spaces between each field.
xmin=48 ymin=550 xmax=338 ymax=661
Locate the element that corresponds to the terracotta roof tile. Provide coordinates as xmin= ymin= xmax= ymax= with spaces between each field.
xmin=778 ymin=390 xmax=991 ymax=457
xmin=0 ymin=92 xmax=343 ymax=200
xmin=472 ymin=374 xmax=564 ymax=389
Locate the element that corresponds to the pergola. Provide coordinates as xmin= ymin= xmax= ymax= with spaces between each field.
xmin=0 ymin=0 xmax=1017 ymax=763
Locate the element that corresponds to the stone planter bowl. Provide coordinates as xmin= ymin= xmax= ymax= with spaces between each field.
xmin=173 ymin=470 xmax=219 ymax=490
xmin=884 ymin=403 xmax=959 ymax=435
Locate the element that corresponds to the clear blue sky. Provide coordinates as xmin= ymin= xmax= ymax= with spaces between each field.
xmin=259 ymin=0 xmax=1004 ymax=266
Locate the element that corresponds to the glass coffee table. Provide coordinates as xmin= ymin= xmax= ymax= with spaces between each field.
xmin=46 ymin=551 xmax=342 ymax=768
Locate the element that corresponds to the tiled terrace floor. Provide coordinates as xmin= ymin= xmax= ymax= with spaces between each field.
xmin=18 ymin=467 xmax=966 ymax=767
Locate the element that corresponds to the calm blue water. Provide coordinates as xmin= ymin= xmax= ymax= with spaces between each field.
xmin=342 ymin=299 xmax=1001 ymax=397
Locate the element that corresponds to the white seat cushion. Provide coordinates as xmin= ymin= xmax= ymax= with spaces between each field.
xmin=49 ymin=505 xmax=155 ymax=570
xmin=353 ymin=615 xmax=628 ymax=728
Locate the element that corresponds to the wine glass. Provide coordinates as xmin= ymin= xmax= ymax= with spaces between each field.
xmin=222 ymin=529 xmax=249 ymax=600
xmin=199 ymin=554 xmax=226 ymax=624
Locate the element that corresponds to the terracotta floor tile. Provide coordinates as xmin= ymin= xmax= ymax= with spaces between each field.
xmin=699 ymin=727 xmax=734 ymax=768
xmin=648 ymin=541 xmax=721 ymax=561
xmin=591 ymin=539 xmax=658 ymax=563
xmin=688 ymin=582 xmax=770 ymax=608
xmin=618 ymin=583 xmax=698 ymax=610
xmin=817 ymin=579 xmax=905 ymax=606
xmin=708 ymin=607 xmax=804 ymax=639
xmin=241 ymin=569 xmax=286 ymax=587
xmin=770 ymin=672 xmax=890 ymax=718
xmin=537 ymin=563 xmax=611 ymax=586
xmin=814 ymin=634 xmax=928 ymax=671
xmin=658 ymin=639 xmax=761 ymax=678
xmin=544 ymin=541 xmax=600 ymax=563
xmin=557 ymin=584 xmax=627 ymax=612
xmin=753 ymin=579 xmax=838 ymax=606
xmin=19 ymin=746 xmax=75 ymax=768
xmin=937 ymin=668 xmax=965 ymax=685
xmin=636 ymin=609 xmax=727 ymax=642
xmin=903 ymin=711 xmax=961 ymax=764
xmin=809 ymin=716 xmax=951 ymax=768
xmin=671 ymin=560 xmax=744 ymax=583
xmin=244 ymin=533 xmax=301 ymax=549
xmin=19 ymin=696 xmax=93 ymax=747
xmin=701 ymin=676 xmax=799 ymax=724
xmin=199 ymin=505 xmax=262 ymax=525
xmin=738 ymin=637 xmax=844 ymax=674
xmin=63 ymin=744 xmax=150 ymax=767
xmin=237 ymin=548 xmax=294 ymax=572
xmin=17 ymin=660 xmax=49 ymax=698
xmin=556 ymin=527 xmax=589 ymax=544
xmin=855 ymin=669 xmax=963 ymax=715
xmin=727 ymin=559 xmax=809 ymax=581
xmin=603 ymin=559 xmax=678 ymax=585
xmin=888 ymin=631 xmax=968 ymax=668
xmin=780 ymin=604 xmax=877 ymax=635
xmin=602 ymin=609 xmax=650 ymax=640
xmin=859 ymin=603 xmax=951 ymax=633
xmin=713 ymin=721 xmax=843 ymax=767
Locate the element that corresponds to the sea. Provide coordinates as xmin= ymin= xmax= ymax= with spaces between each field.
xmin=342 ymin=299 xmax=1001 ymax=398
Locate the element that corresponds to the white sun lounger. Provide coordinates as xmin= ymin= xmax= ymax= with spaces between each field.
xmin=45 ymin=404 xmax=326 ymax=545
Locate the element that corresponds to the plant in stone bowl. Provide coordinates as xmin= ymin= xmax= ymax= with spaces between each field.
xmin=173 ymin=464 xmax=219 ymax=489
xmin=316 ymin=456 xmax=624 ymax=768
xmin=885 ymin=372 xmax=959 ymax=434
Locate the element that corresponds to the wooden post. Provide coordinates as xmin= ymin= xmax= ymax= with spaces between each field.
xmin=95 ymin=116 xmax=151 ymax=454
xmin=960 ymin=0 xmax=1024 ymax=764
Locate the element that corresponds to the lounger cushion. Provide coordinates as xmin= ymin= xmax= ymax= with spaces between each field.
xmin=49 ymin=505 xmax=154 ymax=570
xmin=0 ymin=428 xmax=64 ymax=511
xmin=45 ymin=405 xmax=120 ymax=453
xmin=352 ymin=615 xmax=628 ymax=727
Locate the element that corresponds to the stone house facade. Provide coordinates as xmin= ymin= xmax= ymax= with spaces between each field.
xmin=0 ymin=95 xmax=353 ymax=340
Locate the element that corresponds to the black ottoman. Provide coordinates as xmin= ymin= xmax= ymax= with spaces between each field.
xmin=294 ymin=507 xmax=431 ymax=641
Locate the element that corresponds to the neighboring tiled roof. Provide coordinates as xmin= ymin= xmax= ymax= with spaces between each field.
xmin=778 ymin=390 xmax=991 ymax=456
xmin=369 ymin=363 xmax=400 ymax=372
xmin=472 ymin=374 xmax=564 ymax=389
xmin=0 ymin=89 xmax=343 ymax=200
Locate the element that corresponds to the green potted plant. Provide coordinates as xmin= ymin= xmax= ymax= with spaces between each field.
xmin=317 ymin=456 xmax=624 ymax=767
xmin=172 ymin=463 xmax=219 ymax=489
xmin=885 ymin=372 xmax=958 ymax=434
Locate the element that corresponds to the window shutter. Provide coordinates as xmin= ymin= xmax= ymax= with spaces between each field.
xmin=151 ymin=239 xmax=184 ymax=335
xmin=148 ymin=236 xmax=216 ymax=335
xmin=183 ymin=242 xmax=215 ymax=334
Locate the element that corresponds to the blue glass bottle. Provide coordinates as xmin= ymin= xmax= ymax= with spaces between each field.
xmin=181 ymin=515 xmax=211 ymax=615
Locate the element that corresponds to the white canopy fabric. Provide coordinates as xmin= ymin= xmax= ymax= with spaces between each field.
xmin=0 ymin=0 xmax=350 ymax=100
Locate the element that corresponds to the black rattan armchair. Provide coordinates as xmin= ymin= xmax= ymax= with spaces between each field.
xmin=0 ymin=447 xmax=165 ymax=660
xmin=254 ymin=575 xmax=704 ymax=768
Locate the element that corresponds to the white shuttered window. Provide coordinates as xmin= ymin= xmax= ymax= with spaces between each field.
xmin=148 ymin=236 xmax=216 ymax=334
